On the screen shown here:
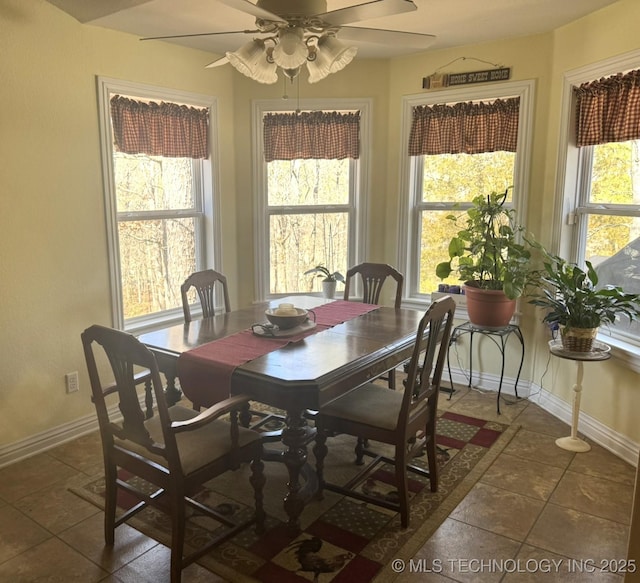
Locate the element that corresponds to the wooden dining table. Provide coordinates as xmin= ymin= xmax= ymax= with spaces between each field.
xmin=137 ymin=295 xmax=426 ymax=533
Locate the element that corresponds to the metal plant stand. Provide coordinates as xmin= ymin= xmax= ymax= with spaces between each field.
xmin=447 ymin=321 xmax=525 ymax=414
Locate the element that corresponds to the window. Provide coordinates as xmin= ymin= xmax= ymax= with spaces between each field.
xmin=253 ymin=99 xmax=370 ymax=300
xmin=113 ymin=153 xmax=203 ymax=320
xmin=267 ymin=158 xmax=352 ymax=294
xmin=399 ymin=81 xmax=535 ymax=304
xmin=98 ymin=79 xmax=220 ymax=331
xmin=558 ymin=55 xmax=640 ymax=351
xmin=575 ymin=141 xmax=640 ymax=347
xmin=413 ymin=150 xmax=516 ymax=295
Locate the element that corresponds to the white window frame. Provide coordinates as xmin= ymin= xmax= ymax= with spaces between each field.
xmin=252 ymin=98 xmax=371 ymax=301
xmin=554 ymin=49 xmax=640 ymax=370
xmin=397 ymin=80 xmax=535 ymax=309
xmin=97 ymin=77 xmax=222 ymax=332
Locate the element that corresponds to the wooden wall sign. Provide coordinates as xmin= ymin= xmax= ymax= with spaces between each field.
xmin=423 ymin=67 xmax=511 ymax=89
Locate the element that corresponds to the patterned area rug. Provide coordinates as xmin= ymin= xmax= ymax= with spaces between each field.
xmin=71 ymin=411 xmax=519 ymax=583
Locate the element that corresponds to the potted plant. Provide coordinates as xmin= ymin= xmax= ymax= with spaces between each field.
xmin=528 ymin=248 xmax=640 ymax=352
xmin=435 ymin=188 xmax=537 ymax=328
xmin=304 ymin=264 xmax=345 ymax=299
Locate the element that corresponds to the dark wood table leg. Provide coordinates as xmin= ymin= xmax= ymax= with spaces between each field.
xmin=280 ymin=407 xmax=315 ymax=534
xmin=151 ymin=353 xmax=182 ymax=406
xmin=163 ymin=372 xmax=182 ymax=406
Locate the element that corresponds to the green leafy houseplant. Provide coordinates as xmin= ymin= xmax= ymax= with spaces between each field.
xmin=303 ymin=264 xmax=345 ymax=283
xmin=435 ymin=188 xmax=536 ymax=300
xmin=528 ymin=248 xmax=640 ymax=331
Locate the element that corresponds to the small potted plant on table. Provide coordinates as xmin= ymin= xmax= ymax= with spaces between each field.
xmin=528 ymin=248 xmax=640 ymax=352
xmin=435 ymin=188 xmax=537 ymax=328
xmin=304 ymin=264 xmax=345 ymax=299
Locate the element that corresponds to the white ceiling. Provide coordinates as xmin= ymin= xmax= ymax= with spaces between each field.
xmin=46 ymin=0 xmax=619 ymax=59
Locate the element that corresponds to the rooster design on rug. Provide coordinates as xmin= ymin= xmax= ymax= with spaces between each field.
xmin=286 ymin=536 xmax=353 ymax=582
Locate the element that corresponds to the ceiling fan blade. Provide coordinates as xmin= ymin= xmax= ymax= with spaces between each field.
xmin=141 ymin=29 xmax=258 ymax=41
xmin=205 ymin=56 xmax=230 ymax=68
xmin=338 ymin=26 xmax=435 ymax=49
xmin=45 ymin=0 xmax=153 ymax=23
xmin=219 ymin=0 xmax=287 ymax=23
xmin=317 ymin=0 xmax=417 ymax=27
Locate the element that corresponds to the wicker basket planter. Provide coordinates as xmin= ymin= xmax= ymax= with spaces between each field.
xmin=560 ymin=326 xmax=598 ymax=352
xmin=529 ymin=247 xmax=640 ymax=355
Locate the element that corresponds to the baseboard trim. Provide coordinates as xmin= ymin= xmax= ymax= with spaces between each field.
xmin=0 ymin=412 xmax=100 ymax=469
xmin=0 ymin=400 xmax=127 ymax=470
xmin=534 ymin=386 xmax=639 ymax=466
xmin=2 ymin=370 xmax=638 ymax=469
xmin=445 ymin=367 xmax=532 ymax=399
xmin=445 ymin=367 xmax=639 ymax=467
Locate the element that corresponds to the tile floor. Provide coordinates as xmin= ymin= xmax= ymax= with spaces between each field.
xmin=0 ymin=387 xmax=635 ymax=582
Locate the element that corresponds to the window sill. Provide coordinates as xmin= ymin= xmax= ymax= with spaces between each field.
xmin=387 ymin=297 xmax=640 ymax=372
xmin=125 ymin=309 xmax=185 ymax=335
xmin=404 ymin=295 xmax=471 ymax=321
xmin=596 ymin=332 xmax=640 ymax=374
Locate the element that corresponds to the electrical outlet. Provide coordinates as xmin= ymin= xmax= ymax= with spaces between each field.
xmin=65 ymin=371 xmax=79 ymax=394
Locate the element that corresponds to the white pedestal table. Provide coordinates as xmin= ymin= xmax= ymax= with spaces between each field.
xmin=549 ymin=339 xmax=611 ymax=453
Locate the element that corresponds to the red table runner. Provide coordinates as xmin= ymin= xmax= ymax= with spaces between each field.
xmin=177 ymin=300 xmax=379 ymax=408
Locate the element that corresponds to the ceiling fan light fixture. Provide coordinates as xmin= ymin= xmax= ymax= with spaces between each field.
xmin=306 ymin=45 xmax=333 ymax=84
xmin=140 ymin=0 xmax=437 ymax=85
xmin=226 ymin=39 xmax=278 ymax=84
xmin=250 ymin=61 xmax=279 ymax=84
xmin=272 ymin=27 xmax=309 ymax=69
xmin=283 ymin=66 xmax=302 ymax=81
xmin=318 ymin=35 xmax=358 ymax=74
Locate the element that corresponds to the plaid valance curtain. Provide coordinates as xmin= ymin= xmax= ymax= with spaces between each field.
xmin=575 ymin=69 xmax=640 ymax=147
xmin=408 ymin=98 xmax=520 ymax=156
xmin=110 ymin=96 xmax=209 ymax=159
xmin=263 ymin=111 xmax=360 ymax=162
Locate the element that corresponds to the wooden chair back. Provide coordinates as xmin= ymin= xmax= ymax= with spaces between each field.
xmin=181 ymin=269 xmax=231 ymax=322
xmin=343 ymin=262 xmax=405 ymax=387
xmin=82 ymin=324 xmax=170 ymax=457
xmin=399 ymin=296 xmax=457 ymax=433
xmin=343 ymin=262 xmax=404 ymax=308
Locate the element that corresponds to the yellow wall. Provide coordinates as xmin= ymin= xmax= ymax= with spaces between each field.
xmin=0 ymin=0 xmax=638 ymax=450
xmin=0 ymin=0 xmax=237 ymax=444
xmin=540 ymin=0 xmax=640 ymax=444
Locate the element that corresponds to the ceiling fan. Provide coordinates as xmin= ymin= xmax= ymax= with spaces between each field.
xmin=142 ymin=0 xmax=436 ymax=84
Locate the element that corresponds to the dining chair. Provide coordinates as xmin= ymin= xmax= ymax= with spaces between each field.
xmin=82 ymin=324 xmax=265 ymax=583
xmin=313 ymin=296 xmax=456 ymax=528
xmin=181 ymin=269 xmax=286 ymax=440
xmin=343 ymin=262 xmax=404 ymax=388
xmin=343 ymin=262 xmax=404 ymax=309
xmin=181 ymin=269 xmax=231 ymax=322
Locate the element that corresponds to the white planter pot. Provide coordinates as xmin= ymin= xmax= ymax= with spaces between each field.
xmin=322 ymin=280 xmax=337 ymax=299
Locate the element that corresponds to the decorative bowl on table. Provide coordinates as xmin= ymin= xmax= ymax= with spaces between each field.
xmin=265 ymin=306 xmax=309 ymax=330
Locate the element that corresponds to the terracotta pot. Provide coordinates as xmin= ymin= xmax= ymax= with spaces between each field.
xmin=463 ymin=284 xmax=516 ymax=329
xmin=560 ymin=326 xmax=598 ymax=352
